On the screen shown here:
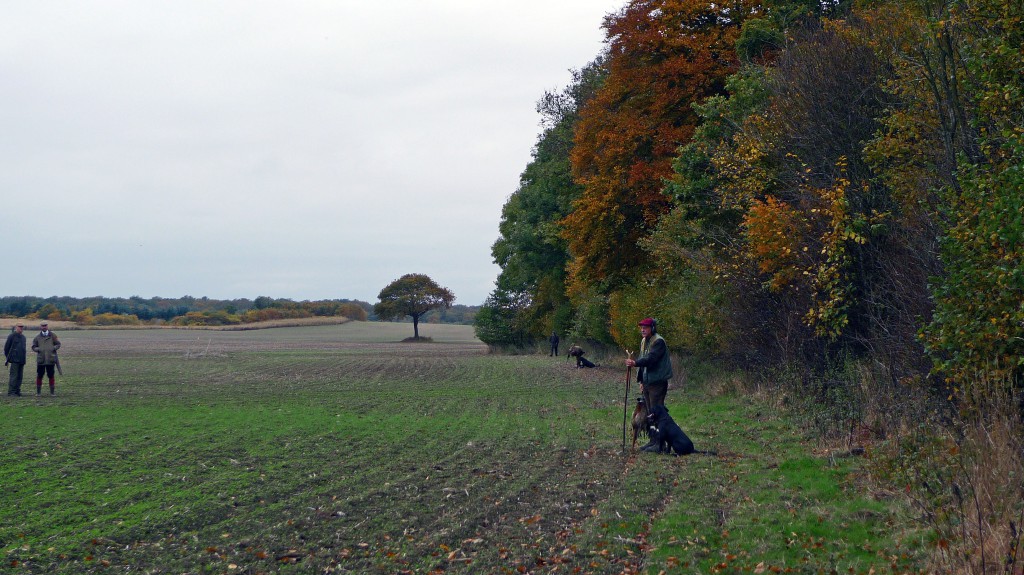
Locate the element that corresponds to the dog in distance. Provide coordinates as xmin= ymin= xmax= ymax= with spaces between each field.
xmin=568 ymin=345 xmax=596 ymax=368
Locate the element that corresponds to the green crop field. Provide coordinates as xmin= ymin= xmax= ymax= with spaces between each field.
xmin=0 ymin=322 xmax=926 ymax=574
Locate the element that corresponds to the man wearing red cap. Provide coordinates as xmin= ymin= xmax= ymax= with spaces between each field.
xmin=625 ymin=317 xmax=673 ymax=419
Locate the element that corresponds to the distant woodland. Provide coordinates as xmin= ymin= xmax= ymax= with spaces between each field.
xmin=0 ymin=295 xmax=478 ymax=326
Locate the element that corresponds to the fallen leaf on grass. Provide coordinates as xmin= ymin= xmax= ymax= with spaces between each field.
xmin=276 ymin=551 xmax=304 ymax=562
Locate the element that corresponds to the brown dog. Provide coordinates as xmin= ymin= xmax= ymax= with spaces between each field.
xmin=631 ymin=397 xmax=649 ymax=449
xmin=568 ymin=345 xmax=596 ymax=368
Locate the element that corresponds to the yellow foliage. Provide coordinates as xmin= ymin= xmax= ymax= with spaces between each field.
xmin=742 ymin=195 xmax=809 ymax=291
xmin=71 ymin=308 xmax=95 ymax=326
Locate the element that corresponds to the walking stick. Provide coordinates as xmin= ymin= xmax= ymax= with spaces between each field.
xmin=622 ymin=350 xmax=633 ymax=451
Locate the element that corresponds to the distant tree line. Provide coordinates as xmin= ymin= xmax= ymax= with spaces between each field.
xmin=0 ymin=295 xmax=479 ymax=327
xmin=0 ymin=295 xmax=376 ymax=326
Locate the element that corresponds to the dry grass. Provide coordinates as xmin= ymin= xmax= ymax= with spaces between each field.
xmin=930 ymin=407 xmax=1024 ymax=574
xmin=869 ymin=381 xmax=1024 ymax=575
xmin=964 ymin=417 xmax=1024 ymax=573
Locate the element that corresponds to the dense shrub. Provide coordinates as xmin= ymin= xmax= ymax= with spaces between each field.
xmin=339 ymin=303 xmax=368 ymax=321
xmin=91 ymin=313 xmax=142 ymax=326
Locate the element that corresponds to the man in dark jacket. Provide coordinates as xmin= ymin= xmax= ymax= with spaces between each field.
xmin=5 ymin=323 xmax=27 ymax=396
xmin=625 ymin=317 xmax=673 ymax=450
xmin=549 ymin=332 xmax=560 ymax=357
xmin=31 ymin=321 xmax=60 ymax=396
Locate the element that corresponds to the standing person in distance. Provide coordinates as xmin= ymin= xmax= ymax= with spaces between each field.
xmin=32 ymin=321 xmax=61 ymax=396
xmin=5 ymin=323 xmax=27 ymax=396
xmin=625 ymin=317 xmax=673 ymax=449
xmin=549 ymin=331 xmax=560 ymax=357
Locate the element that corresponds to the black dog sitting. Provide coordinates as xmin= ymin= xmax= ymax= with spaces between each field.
xmin=643 ymin=405 xmax=695 ymax=455
xmin=568 ymin=345 xmax=597 ymax=368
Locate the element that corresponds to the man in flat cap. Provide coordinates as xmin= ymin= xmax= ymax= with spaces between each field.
xmin=31 ymin=321 xmax=61 ymax=395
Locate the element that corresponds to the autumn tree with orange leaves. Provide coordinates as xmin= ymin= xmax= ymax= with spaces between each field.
xmin=562 ymin=0 xmax=762 ymax=315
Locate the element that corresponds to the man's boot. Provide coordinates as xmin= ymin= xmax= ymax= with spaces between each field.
xmin=49 ymin=377 xmax=55 ymax=395
xmin=36 ymin=377 xmax=42 ymax=395
xmin=640 ymin=436 xmax=660 ymax=451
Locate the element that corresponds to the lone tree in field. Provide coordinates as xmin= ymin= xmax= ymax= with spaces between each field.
xmin=374 ymin=273 xmax=455 ymax=340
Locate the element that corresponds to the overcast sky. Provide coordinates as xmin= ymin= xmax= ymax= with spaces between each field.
xmin=1 ymin=2 xmax=618 ymax=306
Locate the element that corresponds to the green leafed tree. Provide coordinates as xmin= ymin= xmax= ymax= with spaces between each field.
xmin=489 ymin=62 xmax=604 ymax=342
xmin=374 ymin=274 xmax=455 ymax=340
xmin=920 ymin=0 xmax=1024 ymax=393
xmin=473 ymin=286 xmax=532 ymax=348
